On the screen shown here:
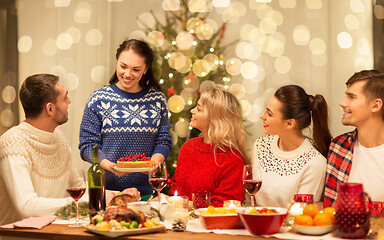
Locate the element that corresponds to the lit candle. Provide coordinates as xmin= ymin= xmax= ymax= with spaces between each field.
xmin=168 ymin=191 xmax=184 ymax=209
xmin=223 ymin=200 xmax=241 ymax=208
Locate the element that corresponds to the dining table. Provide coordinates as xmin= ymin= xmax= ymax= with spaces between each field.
xmin=0 ymin=223 xmax=291 ymax=240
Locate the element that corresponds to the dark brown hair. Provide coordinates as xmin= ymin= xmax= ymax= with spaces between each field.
xmin=109 ymin=39 xmax=162 ymax=91
xmin=346 ymin=69 xmax=384 ymax=121
xmin=274 ymin=85 xmax=332 ymax=157
xmin=19 ymin=74 xmax=59 ymax=118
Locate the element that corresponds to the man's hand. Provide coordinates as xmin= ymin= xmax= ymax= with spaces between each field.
xmin=121 ymin=188 xmax=141 ymax=201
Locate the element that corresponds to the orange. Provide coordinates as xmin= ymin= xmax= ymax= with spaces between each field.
xmin=313 ymin=212 xmax=332 ymax=226
xmin=294 ymin=214 xmax=313 ymax=226
xmin=322 ymin=207 xmax=336 ymax=223
xmin=303 ymin=204 xmax=319 ymax=218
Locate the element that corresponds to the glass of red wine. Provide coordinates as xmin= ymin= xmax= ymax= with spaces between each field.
xmin=148 ymin=162 xmax=167 ymax=211
xmin=242 ymin=164 xmax=262 ymax=207
xmin=67 ymin=181 xmax=86 ymax=227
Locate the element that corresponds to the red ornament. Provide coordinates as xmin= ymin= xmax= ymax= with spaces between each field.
xmin=168 ymin=87 xmax=176 ymax=96
xmin=219 ymin=26 xmax=226 ymax=38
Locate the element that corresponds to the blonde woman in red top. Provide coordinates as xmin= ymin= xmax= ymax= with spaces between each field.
xmin=171 ymin=87 xmax=248 ymax=207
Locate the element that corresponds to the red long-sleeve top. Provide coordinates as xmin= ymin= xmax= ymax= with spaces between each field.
xmin=171 ymin=137 xmax=245 ymax=207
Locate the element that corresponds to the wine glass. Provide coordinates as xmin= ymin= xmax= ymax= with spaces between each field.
xmin=242 ymin=164 xmax=262 ymax=207
xmin=67 ymin=181 xmax=86 ymax=227
xmin=148 ymin=162 xmax=167 ymax=211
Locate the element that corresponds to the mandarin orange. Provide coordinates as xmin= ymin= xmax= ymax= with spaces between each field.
xmin=294 ymin=214 xmax=313 ymax=226
xmin=313 ymin=212 xmax=332 ymax=226
xmin=303 ymin=204 xmax=319 ymax=218
xmin=322 ymin=207 xmax=336 ymax=223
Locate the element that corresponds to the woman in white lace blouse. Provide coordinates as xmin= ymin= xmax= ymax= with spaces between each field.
xmin=252 ymin=85 xmax=332 ymax=208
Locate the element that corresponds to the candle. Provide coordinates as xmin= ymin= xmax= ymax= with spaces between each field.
xmin=171 ymin=208 xmax=189 ymax=225
xmin=223 ymin=200 xmax=241 ymax=208
xmin=168 ymin=196 xmax=184 ymax=209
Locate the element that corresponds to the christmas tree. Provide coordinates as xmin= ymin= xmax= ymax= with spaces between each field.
xmin=137 ymin=0 xmax=237 ymax=178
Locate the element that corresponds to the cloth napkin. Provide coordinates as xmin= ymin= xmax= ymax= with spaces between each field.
xmin=0 ymin=216 xmax=57 ymax=229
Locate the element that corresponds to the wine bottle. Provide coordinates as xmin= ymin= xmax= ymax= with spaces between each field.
xmin=88 ymin=145 xmax=106 ymax=217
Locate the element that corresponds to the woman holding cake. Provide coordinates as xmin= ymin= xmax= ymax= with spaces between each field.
xmin=171 ymin=87 xmax=247 ymax=207
xmin=79 ymin=39 xmax=172 ymax=201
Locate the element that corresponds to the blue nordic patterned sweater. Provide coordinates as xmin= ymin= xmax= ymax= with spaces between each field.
xmin=79 ymin=84 xmax=172 ymax=195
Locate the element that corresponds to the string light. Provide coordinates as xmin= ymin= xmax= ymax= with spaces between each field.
xmin=210 ymin=48 xmax=214 ymax=52
xmin=169 ymin=73 xmax=174 ymax=78
xmin=159 ymin=79 xmax=164 ymax=84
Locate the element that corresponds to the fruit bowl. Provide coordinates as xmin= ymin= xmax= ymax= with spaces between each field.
xmin=292 ymin=224 xmax=333 ymax=235
xmin=195 ymin=208 xmax=244 ymax=230
xmin=237 ymin=207 xmax=288 ymax=235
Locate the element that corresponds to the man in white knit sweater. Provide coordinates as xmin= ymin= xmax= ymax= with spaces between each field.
xmin=0 ymin=74 xmax=85 ymax=224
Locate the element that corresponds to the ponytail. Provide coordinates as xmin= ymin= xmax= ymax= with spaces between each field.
xmin=311 ymin=94 xmax=332 ymax=157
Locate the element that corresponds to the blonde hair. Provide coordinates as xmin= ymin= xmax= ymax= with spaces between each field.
xmin=199 ymin=87 xmax=249 ymax=163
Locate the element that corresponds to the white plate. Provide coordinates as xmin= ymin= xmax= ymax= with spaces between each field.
xmin=85 ymin=224 xmax=165 ymax=237
xmin=292 ymin=224 xmax=333 ymax=235
xmin=113 ymin=166 xmax=150 ymax=173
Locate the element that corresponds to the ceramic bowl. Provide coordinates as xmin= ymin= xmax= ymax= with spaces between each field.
xmin=237 ymin=207 xmax=288 ymax=235
xmin=292 ymin=224 xmax=333 ymax=235
xmin=195 ymin=208 xmax=244 ymax=230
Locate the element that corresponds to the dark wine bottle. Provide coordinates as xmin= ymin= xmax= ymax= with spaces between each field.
xmin=88 ymin=145 xmax=106 ymax=217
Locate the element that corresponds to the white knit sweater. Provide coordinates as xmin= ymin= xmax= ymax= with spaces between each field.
xmin=252 ymin=135 xmax=326 ymax=208
xmin=0 ymin=122 xmax=83 ymax=225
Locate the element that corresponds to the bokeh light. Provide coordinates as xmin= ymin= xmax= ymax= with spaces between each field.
xmin=175 ymin=118 xmax=190 ymax=138
xmin=350 ymin=0 xmax=365 ymax=13
xmin=309 ymin=38 xmax=326 ymax=55
xmin=176 ymin=31 xmax=194 ymax=50
xmin=337 ymin=32 xmax=353 ymax=49
xmin=345 ymin=14 xmax=360 ymax=30
xmin=73 ymin=2 xmax=91 ymax=24
xmin=1 ymin=110 xmax=14 ymax=128
xmin=18 ymin=35 xmax=32 ymax=53
xmin=356 ymin=38 xmax=371 ymax=55
xmin=147 ymin=31 xmax=165 ymax=47
xmin=279 ymin=0 xmax=296 ymax=8
xmin=226 ymin=58 xmax=242 ymax=76
xmin=293 ymin=25 xmax=310 ymax=45
xmin=54 ymin=0 xmax=71 ymax=7
xmin=2 ymin=86 xmax=16 ymax=104
xmin=61 ymin=73 xmax=79 ymax=91
xmin=85 ymin=29 xmax=103 ymax=46
xmin=189 ymin=0 xmax=210 ymax=12
xmin=274 ymin=56 xmax=292 ymax=73
xmin=56 ymin=32 xmax=73 ymax=50
xmin=168 ymin=95 xmax=186 ymax=113
xmin=203 ymin=53 xmax=219 ymax=71
xmin=66 ymin=27 xmax=81 ymax=44
xmin=229 ymin=83 xmax=246 ymax=100
xmin=192 ymin=59 xmax=210 ymax=77
xmin=138 ymin=13 xmax=156 ymax=28
xmin=305 ymin=0 xmax=322 ymax=9
xmin=130 ymin=30 xmax=146 ymax=40
xmin=241 ymin=62 xmax=258 ymax=79
xmin=374 ymin=4 xmax=384 ymax=19
xmin=162 ymin=0 xmax=180 ymax=11
xmin=91 ymin=65 xmax=108 ymax=84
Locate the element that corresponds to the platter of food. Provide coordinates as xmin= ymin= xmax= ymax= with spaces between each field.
xmin=85 ymin=224 xmax=165 ymax=238
xmin=85 ymin=205 xmax=164 ymax=237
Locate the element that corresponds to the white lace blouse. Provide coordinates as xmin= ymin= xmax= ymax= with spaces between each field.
xmin=251 ymin=135 xmax=326 ymax=208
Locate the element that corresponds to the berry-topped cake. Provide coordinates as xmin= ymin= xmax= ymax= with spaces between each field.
xmin=116 ymin=153 xmax=154 ymax=168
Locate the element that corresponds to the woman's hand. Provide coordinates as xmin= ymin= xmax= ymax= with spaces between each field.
xmin=100 ymin=159 xmax=128 ymax=177
xmin=121 ymin=188 xmax=141 ymax=201
xmin=151 ymin=153 xmax=165 ymax=166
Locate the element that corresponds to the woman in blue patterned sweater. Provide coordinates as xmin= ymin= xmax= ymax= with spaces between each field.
xmin=79 ymin=39 xmax=172 ymax=200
